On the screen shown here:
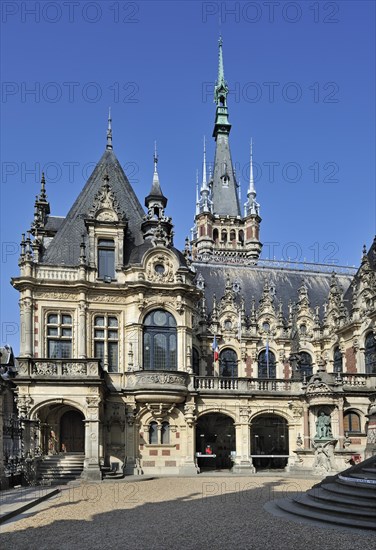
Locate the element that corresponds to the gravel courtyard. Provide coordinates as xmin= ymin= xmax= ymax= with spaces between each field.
xmin=1 ymin=476 xmax=373 ymax=550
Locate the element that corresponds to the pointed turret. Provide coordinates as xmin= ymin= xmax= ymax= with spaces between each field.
xmin=198 ymin=136 xmax=213 ymax=214
xmin=142 ymin=145 xmax=173 ymax=245
xmin=244 ymin=139 xmax=260 ymax=216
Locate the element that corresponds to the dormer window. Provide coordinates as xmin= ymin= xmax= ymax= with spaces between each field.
xmin=98 ymin=239 xmax=115 ymax=280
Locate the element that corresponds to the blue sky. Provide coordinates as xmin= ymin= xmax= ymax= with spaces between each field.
xmin=1 ymin=1 xmax=375 ymax=352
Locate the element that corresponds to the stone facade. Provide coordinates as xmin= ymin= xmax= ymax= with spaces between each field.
xmin=8 ymin=43 xmax=376 ymax=480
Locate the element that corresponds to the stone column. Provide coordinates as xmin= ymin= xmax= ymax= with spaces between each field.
xmin=124 ymin=405 xmax=137 ymax=475
xmin=337 ymin=398 xmax=344 ymax=449
xmin=233 ymin=409 xmax=255 ymax=473
xmin=303 ymin=404 xmax=310 ymax=448
xmin=78 ymin=297 xmax=87 ymax=359
xmin=180 ymin=404 xmax=198 ymax=474
xmin=20 ymin=294 xmax=33 ymax=358
xmin=83 ymin=396 xmax=102 ymax=481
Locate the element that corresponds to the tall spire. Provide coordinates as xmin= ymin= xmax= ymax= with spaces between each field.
xmin=106 ymin=107 xmax=112 ymax=150
xmin=213 ymin=36 xmax=231 ymax=139
xmin=202 ymin=136 xmax=208 ymax=190
xmin=146 ymin=141 xmax=166 ymax=203
xmin=195 ymin=169 xmax=200 ymax=216
xmin=244 ymin=139 xmax=260 ymax=217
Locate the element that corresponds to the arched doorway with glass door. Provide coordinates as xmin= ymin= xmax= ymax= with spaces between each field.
xmin=195 ymin=413 xmax=235 ymax=471
xmin=60 ymin=410 xmax=85 ymax=452
xmin=251 ymin=414 xmax=288 ymax=471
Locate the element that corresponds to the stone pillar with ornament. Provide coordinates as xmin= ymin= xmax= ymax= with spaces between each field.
xmin=180 ymin=403 xmax=198 ymax=474
xmin=233 ymin=403 xmax=254 ymax=473
xmin=124 ymin=403 xmax=138 ymax=475
xmin=83 ymin=394 xmax=102 ymax=481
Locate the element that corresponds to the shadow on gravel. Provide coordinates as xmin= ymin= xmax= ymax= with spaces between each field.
xmin=1 ymin=478 xmax=370 ymax=550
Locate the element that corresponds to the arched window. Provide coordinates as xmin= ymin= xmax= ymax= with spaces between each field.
xmin=219 ymin=349 xmax=238 ymax=377
xmin=192 ymin=347 xmax=200 ymax=375
xmin=161 ymin=422 xmax=170 ymax=444
xmin=258 ymin=349 xmax=276 ymax=378
xmin=221 ymin=230 xmax=227 ymax=243
xmin=149 ymin=421 xmax=158 ymax=444
xmin=365 ymin=332 xmax=376 ymax=374
xmin=213 ymin=228 xmax=219 ymax=243
xmin=299 ymin=352 xmax=313 ymax=377
xmin=230 ymin=230 xmax=236 ymax=244
xmin=239 ymin=230 xmax=244 ymax=245
xmin=344 ymin=411 xmax=361 ymax=433
xmin=333 ymin=346 xmax=343 ymax=373
xmin=143 ymin=310 xmax=177 ymax=370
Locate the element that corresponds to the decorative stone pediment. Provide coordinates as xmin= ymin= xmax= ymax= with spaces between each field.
xmin=306 ymin=382 xmax=331 ymax=395
xmin=88 ymin=181 xmax=125 ymax=222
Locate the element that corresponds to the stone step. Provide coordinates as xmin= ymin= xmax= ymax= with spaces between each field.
xmin=297 ymin=493 xmax=376 ymax=519
xmin=275 ymin=497 xmax=376 ymax=530
xmin=309 ymin=486 xmax=376 ymax=510
xmin=317 ymin=482 xmax=376 ymax=503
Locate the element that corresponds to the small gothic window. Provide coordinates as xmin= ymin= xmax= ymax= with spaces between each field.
xmin=300 ymin=324 xmax=307 ymax=335
xmin=221 ymin=230 xmax=227 ymax=243
xmin=262 ymin=322 xmax=270 ymax=333
xmin=258 ymin=349 xmax=276 ymax=378
xmin=192 ymin=347 xmax=200 ymax=375
xmin=344 ymin=411 xmax=361 ymax=433
xmin=333 ymin=346 xmax=343 ymax=373
xmin=230 ymin=230 xmax=236 ymax=244
xmin=219 ymin=349 xmax=238 ymax=378
xmin=299 ymin=352 xmax=313 ymax=377
xmin=213 ymin=228 xmax=219 ymax=243
xmin=239 ymin=230 xmax=244 ymax=245
xmin=365 ymin=332 xmax=376 ymax=374
xmin=143 ymin=310 xmax=177 ymax=371
xmin=161 ymin=422 xmax=170 ymax=444
xmin=149 ymin=421 xmax=158 ymax=444
xmin=98 ymin=239 xmax=115 ymax=280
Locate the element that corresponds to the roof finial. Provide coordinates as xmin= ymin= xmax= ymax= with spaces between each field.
xmin=40 ymin=171 xmax=47 ymax=200
xmin=154 ymin=140 xmax=158 ymax=173
xmin=244 ymin=138 xmax=260 ymax=217
xmin=249 ymin=138 xmax=255 ymax=194
xmin=106 ymin=107 xmax=112 ymax=150
xmin=196 ymin=169 xmax=200 ymax=215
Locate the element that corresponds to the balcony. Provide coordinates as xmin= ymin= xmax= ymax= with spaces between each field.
xmin=17 ymin=358 xmax=102 ymax=381
xmin=193 ymin=376 xmax=299 ymax=394
xmin=132 ymin=371 xmax=190 ymax=403
xmin=340 ymin=373 xmax=376 ymax=390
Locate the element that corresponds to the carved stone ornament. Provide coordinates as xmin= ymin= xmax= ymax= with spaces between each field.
xmin=136 ymin=373 xmax=187 ymax=386
xmin=146 ymin=254 xmax=175 ymax=283
xmin=306 ymin=382 xmax=332 ymax=395
xmin=86 ymin=396 xmax=101 ymax=407
xmin=62 ymin=363 xmax=87 ymax=376
xmin=88 ymin=182 xmax=125 ymax=221
xmin=32 ymin=362 xmax=58 ymax=376
xmin=184 ymin=404 xmax=197 ymax=427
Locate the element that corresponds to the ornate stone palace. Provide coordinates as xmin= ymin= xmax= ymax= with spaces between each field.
xmin=7 ymin=40 xmax=376 ymax=481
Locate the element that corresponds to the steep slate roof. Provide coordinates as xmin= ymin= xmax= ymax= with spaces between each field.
xmin=194 ymin=262 xmax=353 ymax=320
xmin=211 ymin=134 xmax=241 ymax=217
xmin=42 ymin=149 xmax=145 ymax=266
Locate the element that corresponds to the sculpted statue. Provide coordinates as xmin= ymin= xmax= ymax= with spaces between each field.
xmin=315 ymin=411 xmax=332 ymax=439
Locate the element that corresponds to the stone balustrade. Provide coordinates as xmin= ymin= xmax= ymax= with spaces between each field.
xmin=35 ymin=267 xmax=79 ymax=281
xmin=341 ymin=373 xmax=376 ymax=389
xmin=193 ymin=376 xmax=297 ymax=393
xmin=17 ymin=358 xmax=102 ymax=379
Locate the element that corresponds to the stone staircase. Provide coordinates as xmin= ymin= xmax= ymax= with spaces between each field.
xmin=37 ymin=453 xmax=85 ymax=485
xmin=270 ymin=455 xmax=376 ymax=530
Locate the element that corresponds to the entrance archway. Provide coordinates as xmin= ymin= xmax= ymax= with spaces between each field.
xmin=196 ymin=413 xmax=235 ymax=470
xmin=60 ymin=410 xmax=85 ymax=452
xmin=251 ymin=414 xmax=288 ymax=470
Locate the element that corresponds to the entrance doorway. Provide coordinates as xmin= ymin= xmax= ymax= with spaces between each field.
xmin=60 ymin=410 xmax=85 ymax=452
xmin=251 ymin=414 xmax=288 ymax=470
xmin=196 ymin=413 xmax=235 ymax=470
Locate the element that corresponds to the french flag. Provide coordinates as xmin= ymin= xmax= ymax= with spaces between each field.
xmin=212 ymin=335 xmax=219 ymax=362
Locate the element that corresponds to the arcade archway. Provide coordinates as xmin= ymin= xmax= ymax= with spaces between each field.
xmin=196 ymin=413 xmax=235 ymax=470
xmin=251 ymin=414 xmax=288 ymax=470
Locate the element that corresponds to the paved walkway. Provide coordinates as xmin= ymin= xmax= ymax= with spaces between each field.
xmin=1 ymin=477 xmax=374 ymax=549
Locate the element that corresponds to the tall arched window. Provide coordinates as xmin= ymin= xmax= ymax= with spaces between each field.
xmin=219 ymin=349 xmax=238 ymax=377
xmin=161 ymin=422 xmax=170 ymax=444
xmin=213 ymin=228 xmax=219 ymax=243
xmin=365 ymin=332 xmax=376 ymax=374
xmin=333 ymin=346 xmax=343 ymax=373
xmin=299 ymin=352 xmax=313 ymax=377
xmin=258 ymin=350 xmax=276 ymax=378
xmin=239 ymin=230 xmax=244 ymax=245
xmin=192 ymin=347 xmax=200 ymax=375
xmin=143 ymin=310 xmax=177 ymax=370
xmin=221 ymin=230 xmax=227 ymax=243
xmin=149 ymin=421 xmax=158 ymax=444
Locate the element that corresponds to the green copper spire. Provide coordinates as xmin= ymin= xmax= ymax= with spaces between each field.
xmin=213 ymin=36 xmax=231 ymax=139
